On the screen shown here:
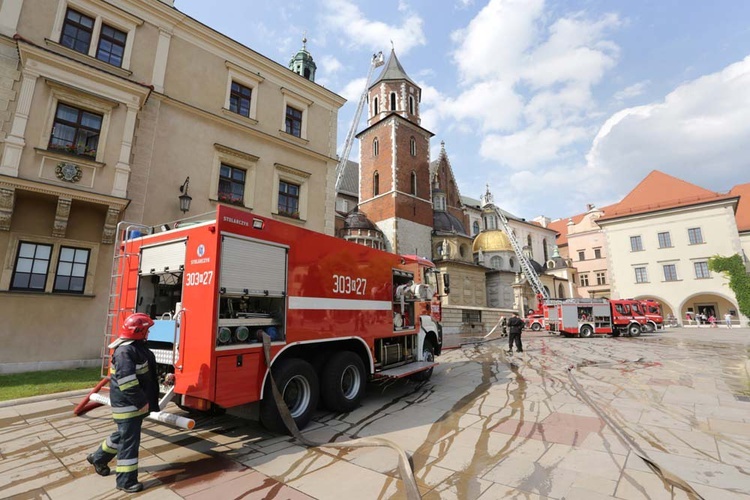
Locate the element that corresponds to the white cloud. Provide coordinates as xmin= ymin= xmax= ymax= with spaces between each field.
xmin=587 ymin=56 xmax=750 ymax=192
xmin=319 ymin=54 xmax=343 ymax=75
xmin=321 ymin=0 xmax=426 ymax=54
xmin=338 ymin=77 xmax=367 ymax=102
xmin=480 ymin=126 xmax=588 ymax=169
xmin=613 ymin=80 xmax=649 ymax=101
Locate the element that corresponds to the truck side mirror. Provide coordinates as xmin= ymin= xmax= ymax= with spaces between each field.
xmin=443 ymin=273 xmax=450 ymax=295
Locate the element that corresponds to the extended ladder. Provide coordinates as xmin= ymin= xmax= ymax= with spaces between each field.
xmin=490 ymin=204 xmax=550 ymax=301
xmin=100 ymin=221 xmax=151 ymax=377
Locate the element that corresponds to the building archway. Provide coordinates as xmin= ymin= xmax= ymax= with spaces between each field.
xmin=678 ymin=292 xmax=739 ymax=324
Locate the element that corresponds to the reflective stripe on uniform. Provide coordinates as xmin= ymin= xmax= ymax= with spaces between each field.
xmin=112 ymin=405 xmax=139 ymax=413
xmin=135 ymin=361 xmax=149 ymax=375
xmin=119 ymin=379 xmax=139 ymax=391
xmin=116 ymin=458 xmax=139 ymax=473
xmin=102 ymin=438 xmax=118 ymax=454
xmin=117 ymin=374 xmax=137 ymax=385
xmin=112 ymin=405 xmax=147 ymax=420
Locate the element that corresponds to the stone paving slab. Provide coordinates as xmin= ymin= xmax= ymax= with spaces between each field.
xmin=1 ymin=327 xmax=749 ymax=498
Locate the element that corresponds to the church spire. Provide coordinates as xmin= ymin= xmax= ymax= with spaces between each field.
xmin=289 ymin=35 xmax=317 ymax=81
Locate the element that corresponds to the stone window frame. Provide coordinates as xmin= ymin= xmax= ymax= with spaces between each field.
xmin=634 ymin=266 xmax=648 ymax=283
xmin=280 ymin=88 xmax=312 ymax=142
xmin=410 ymin=171 xmax=417 ymax=196
xmin=39 ymin=80 xmax=117 ymax=164
xmin=272 ymin=163 xmax=310 ymax=222
xmin=50 ymin=0 xmax=139 ymax=72
xmin=693 ymin=260 xmax=711 ymax=279
xmin=52 ymin=245 xmax=91 ymax=293
xmin=209 ymin=144 xmax=258 ymax=210
xmin=2 ymin=232 xmax=99 ymax=295
xmin=373 ymin=137 xmax=379 ymax=157
xmin=223 ymin=62 xmax=264 ymax=124
xmin=409 ymin=136 xmax=416 ymax=157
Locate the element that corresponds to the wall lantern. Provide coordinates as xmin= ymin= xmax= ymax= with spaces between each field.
xmin=179 ymin=176 xmax=192 ymax=214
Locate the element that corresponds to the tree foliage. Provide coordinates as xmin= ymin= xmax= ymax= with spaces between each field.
xmin=708 ymin=254 xmax=750 ymax=324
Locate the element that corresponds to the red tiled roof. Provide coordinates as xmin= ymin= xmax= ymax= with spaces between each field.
xmin=600 ymin=170 xmax=737 ymax=221
xmin=729 ymin=182 xmax=750 ymax=232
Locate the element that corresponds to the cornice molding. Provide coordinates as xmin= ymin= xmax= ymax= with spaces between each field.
xmin=0 ymin=174 xmax=129 ymax=210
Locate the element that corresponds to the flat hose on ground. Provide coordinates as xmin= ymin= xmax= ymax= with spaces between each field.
xmin=261 ymin=333 xmax=422 ymax=500
xmin=567 ymin=364 xmax=705 ymax=499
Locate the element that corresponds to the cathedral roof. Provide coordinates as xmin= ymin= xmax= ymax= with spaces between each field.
xmin=433 ymin=211 xmax=468 ymax=236
xmin=472 ymin=230 xmax=512 ymax=253
xmin=370 ymin=49 xmax=417 ymax=89
xmin=343 ymin=210 xmax=380 ymax=231
xmin=337 ymin=159 xmax=359 ymax=197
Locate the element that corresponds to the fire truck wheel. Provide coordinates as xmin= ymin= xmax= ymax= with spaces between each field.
xmin=321 ymin=351 xmax=366 ymax=412
xmin=411 ymin=339 xmax=435 ymax=382
xmin=579 ymin=325 xmax=593 ymax=338
xmin=260 ymin=358 xmax=320 ymax=434
xmin=628 ymin=324 xmax=642 ymax=337
xmin=531 ymin=323 xmax=542 ymax=332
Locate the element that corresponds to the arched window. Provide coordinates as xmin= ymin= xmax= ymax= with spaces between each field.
xmin=459 ymin=244 xmax=467 ymax=258
xmin=410 ymin=171 xmax=417 ymax=195
xmin=490 ymin=256 xmax=502 ymax=269
xmin=543 ymin=239 xmax=548 ymax=261
xmin=472 ymin=221 xmax=480 ymax=235
xmin=527 ymin=234 xmax=532 ymax=247
xmin=436 ymin=242 xmax=444 ymax=257
xmin=409 ymin=95 xmax=415 ymax=114
xmin=373 ymin=96 xmax=379 ymax=115
xmin=373 ymin=137 xmax=379 ymax=156
xmin=558 ymin=283 xmax=565 ymax=298
xmin=373 ymin=171 xmax=379 ymax=196
xmin=410 ymin=137 xmax=416 ymax=156
xmin=509 ymin=257 xmax=515 ymax=269
xmin=390 ymin=92 xmax=396 ymax=111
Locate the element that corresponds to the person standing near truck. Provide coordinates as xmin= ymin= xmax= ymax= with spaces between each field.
xmin=507 ymin=312 xmax=525 ymax=354
xmin=86 ymin=313 xmax=160 ymax=493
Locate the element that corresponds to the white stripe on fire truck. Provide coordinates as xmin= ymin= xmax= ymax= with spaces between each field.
xmin=288 ymin=297 xmax=391 ymax=311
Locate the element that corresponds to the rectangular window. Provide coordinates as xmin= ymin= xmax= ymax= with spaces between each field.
xmin=462 ymin=309 xmax=481 ymax=323
xmin=694 ymin=261 xmax=710 ymax=279
xmin=96 ymin=24 xmax=127 ymax=67
xmin=688 ymin=227 xmax=703 ymax=245
xmin=278 ymin=181 xmax=300 ymax=218
xmin=663 ymin=264 xmax=678 ymax=282
xmin=580 ymin=274 xmax=590 ymax=287
xmin=657 ymin=231 xmax=672 ymax=248
xmin=285 ymin=105 xmax=303 ymax=137
xmin=218 ymin=164 xmax=246 ymax=205
xmin=578 ymin=250 xmax=585 ymax=261
xmin=54 ymin=247 xmax=90 ymax=293
xmin=60 ymin=9 xmax=94 ymax=55
xmin=11 ymin=242 xmax=53 ymax=291
xmin=630 ymin=235 xmax=643 ymax=252
xmin=229 ymin=81 xmax=252 ymax=117
xmin=594 ymin=248 xmax=602 ymax=259
xmin=49 ymin=103 xmax=102 ymax=158
xmin=596 ymin=271 xmax=606 ymax=286
xmin=635 ymin=267 xmax=648 ymax=283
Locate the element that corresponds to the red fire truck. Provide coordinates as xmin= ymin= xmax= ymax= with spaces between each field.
xmin=90 ymin=205 xmax=445 ymax=433
xmin=640 ymin=299 xmax=664 ymax=332
xmin=545 ymin=298 xmax=651 ymax=338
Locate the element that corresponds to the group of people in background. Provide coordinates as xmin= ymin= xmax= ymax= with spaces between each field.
xmin=685 ymin=310 xmax=733 ymax=328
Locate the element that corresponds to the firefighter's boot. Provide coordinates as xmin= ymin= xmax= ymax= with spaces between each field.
xmin=86 ymin=454 xmax=110 ymax=476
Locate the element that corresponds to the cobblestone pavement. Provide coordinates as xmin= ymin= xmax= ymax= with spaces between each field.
xmin=1 ymin=327 xmax=749 ymax=499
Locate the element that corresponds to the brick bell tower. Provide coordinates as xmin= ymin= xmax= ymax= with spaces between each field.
xmin=356 ymin=49 xmax=434 ymax=256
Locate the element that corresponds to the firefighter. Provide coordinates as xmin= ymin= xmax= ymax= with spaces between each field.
xmin=507 ymin=312 xmax=525 ymax=354
xmin=87 ymin=313 xmax=160 ymax=493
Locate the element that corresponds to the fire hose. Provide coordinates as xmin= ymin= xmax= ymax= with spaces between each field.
xmin=261 ymin=333 xmax=422 ymax=500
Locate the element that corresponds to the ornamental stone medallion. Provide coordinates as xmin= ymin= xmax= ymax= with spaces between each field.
xmin=55 ymin=162 xmax=82 ymax=183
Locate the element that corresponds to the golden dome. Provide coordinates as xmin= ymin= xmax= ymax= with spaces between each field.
xmin=472 ymin=230 xmax=513 ymax=253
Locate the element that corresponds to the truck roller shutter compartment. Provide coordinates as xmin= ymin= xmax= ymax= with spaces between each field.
xmin=221 ymin=236 xmax=287 ymax=295
xmin=140 ymin=239 xmax=187 ymax=275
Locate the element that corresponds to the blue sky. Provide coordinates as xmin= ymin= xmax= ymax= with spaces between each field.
xmin=177 ymin=0 xmax=750 ymax=220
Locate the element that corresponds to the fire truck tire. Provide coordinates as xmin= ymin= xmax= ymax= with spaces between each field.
xmin=643 ymin=322 xmax=656 ymax=333
xmin=579 ymin=325 xmax=593 ymax=338
xmin=320 ymin=351 xmax=366 ymax=412
xmin=411 ymin=339 xmax=435 ymax=382
xmin=628 ymin=324 xmax=642 ymax=337
xmin=260 ymin=358 xmax=319 ymax=434
xmin=612 ymin=331 xmax=621 ymax=337
xmin=531 ymin=323 xmax=542 ymax=332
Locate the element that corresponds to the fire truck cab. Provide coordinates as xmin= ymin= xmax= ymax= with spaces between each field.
xmin=107 ymin=205 xmax=444 ymax=432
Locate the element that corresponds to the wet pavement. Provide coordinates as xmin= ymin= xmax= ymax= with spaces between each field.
xmin=2 ymin=327 xmax=750 ymax=499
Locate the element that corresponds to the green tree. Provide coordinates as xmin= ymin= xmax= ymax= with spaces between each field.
xmin=708 ymin=254 xmax=750 ymax=324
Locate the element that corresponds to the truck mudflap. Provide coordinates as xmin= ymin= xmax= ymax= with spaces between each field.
xmin=372 ymin=361 xmax=439 ymax=379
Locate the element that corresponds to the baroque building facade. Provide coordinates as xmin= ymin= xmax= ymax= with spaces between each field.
xmin=0 ymin=0 xmax=343 ymax=373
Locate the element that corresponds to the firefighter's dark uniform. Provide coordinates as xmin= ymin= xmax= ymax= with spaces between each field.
xmin=89 ymin=339 xmax=159 ymax=490
xmin=507 ymin=315 xmax=525 ymax=353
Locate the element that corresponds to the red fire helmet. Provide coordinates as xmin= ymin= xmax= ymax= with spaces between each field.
xmin=119 ymin=313 xmax=154 ymax=341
